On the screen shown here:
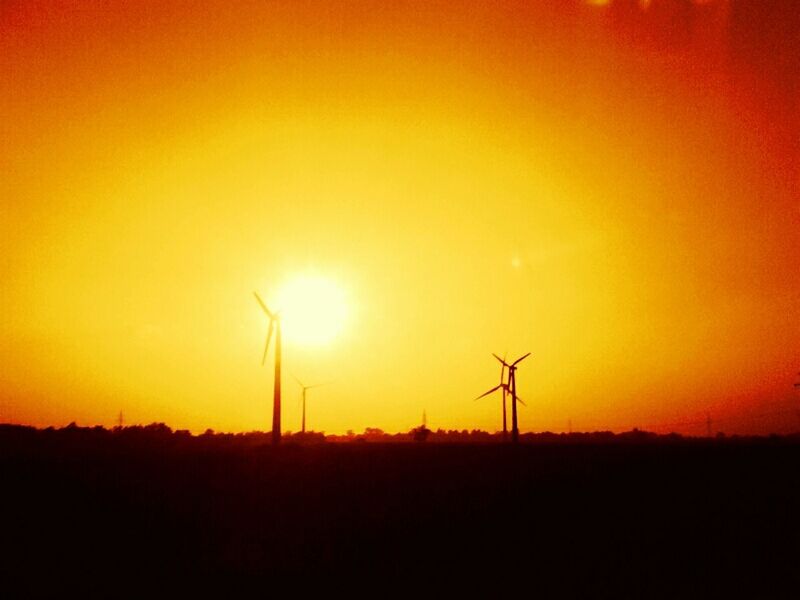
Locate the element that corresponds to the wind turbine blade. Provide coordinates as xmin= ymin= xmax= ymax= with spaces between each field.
xmin=512 ymin=352 xmax=531 ymax=367
xmin=475 ymin=385 xmax=502 ymax=400
xmin=292 ymin=374 xmax=304 ymax=388
xmin=253 ymin=292 xmax=273 ymax=318
xmin=261 ymin=320 xmax=274 ymax=366
xmin=306 ymin=382 xmax=332 ymax=390
xmin=515 ymin=396 xmax=527 ymax=407
xmin=493 ymin=353 xmax=511 ymax=367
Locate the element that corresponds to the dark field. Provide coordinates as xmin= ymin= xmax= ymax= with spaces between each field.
xmin=2 ymin=426 xmax=799 ymax=597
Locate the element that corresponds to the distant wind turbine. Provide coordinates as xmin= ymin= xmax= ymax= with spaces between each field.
xmin=254 ymin=291 xmax=282 ymax=445
xmin=476 ymin=352 xmax=526 ymax=441
xmin=293 ymin=376 xmax=330 ymax=434
xmin=493 ymin=353 xmax=531 ymax=444
xmin=413 ymin=409 xmax=431 ymax=442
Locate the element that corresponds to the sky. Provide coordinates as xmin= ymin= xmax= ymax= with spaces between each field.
xmin=1 ymin=0 xmax=798 ymax=435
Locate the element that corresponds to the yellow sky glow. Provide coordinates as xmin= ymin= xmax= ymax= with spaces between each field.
xmin=1 ymin=1 xmax=798 ymax=435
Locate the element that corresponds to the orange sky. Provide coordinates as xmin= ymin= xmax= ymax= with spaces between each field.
xmin=2 ymin=0 xmax=798 ymax=435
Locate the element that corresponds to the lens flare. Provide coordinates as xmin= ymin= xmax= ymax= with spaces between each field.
xmin=274 ymin=275 xmax=349 ymax=346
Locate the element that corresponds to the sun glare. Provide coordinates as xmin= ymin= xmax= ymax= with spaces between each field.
xmin=274 ymin=275 xmax=349 ymax=346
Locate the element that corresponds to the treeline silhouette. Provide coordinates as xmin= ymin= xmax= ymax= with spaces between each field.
xmin=3 ymin=421 xmax=798 ymax=448
xmin=1 ymin=422 xmax=799 ymax=595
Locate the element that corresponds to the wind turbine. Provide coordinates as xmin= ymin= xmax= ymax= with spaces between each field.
xmin=476 ymin=353 xmax=526 ymax=441
xmin=254 ymin=291 xmax=282 ymax=445
xmin=493 ymin=352 xmax=531 ymax=444
xmin=293 ymin=376 xmax=330 ymax=434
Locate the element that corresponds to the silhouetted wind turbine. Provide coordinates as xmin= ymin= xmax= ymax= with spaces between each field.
xmin=476 ymin=353 xmax=526 ymax=441
xmin=293 ymin=376 xmax=330 ymax=434
xmin=499 ymin=352 xmax=508 ymax=440
xmin=413 ymin=409 xmax=431 ymax=442
xmin=254 ymin=291 xmax=282 ymax=445
xmin=493 ymin=352 xmax=531 ymax=444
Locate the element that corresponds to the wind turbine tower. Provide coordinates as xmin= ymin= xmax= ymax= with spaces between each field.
xmin=255 ymin=291 xmax=282 ymax=445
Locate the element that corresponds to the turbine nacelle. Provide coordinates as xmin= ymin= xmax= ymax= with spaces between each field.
xmin=493 ymin=352 xmax=531 ymax=370
xmin=293 ymin=375 xmax=331 ymax=393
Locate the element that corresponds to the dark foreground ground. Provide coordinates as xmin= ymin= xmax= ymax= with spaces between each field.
xmin=1 ymin=426 xmax=799 ymax=597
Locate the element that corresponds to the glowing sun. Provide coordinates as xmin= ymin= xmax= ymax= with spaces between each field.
xmin=274 ymin=274 xmax=349 ymax=346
